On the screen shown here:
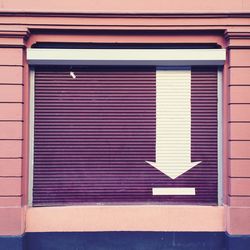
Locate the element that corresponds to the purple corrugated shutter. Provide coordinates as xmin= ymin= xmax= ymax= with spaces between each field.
xmin=33 ymin=66 xmax=217 ymax=206
xmin=191 ymin=67 xmax=218 ymax=203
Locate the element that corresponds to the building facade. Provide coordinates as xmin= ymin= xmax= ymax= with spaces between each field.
xmin=0 ymin=0 xmax=250 ymax=249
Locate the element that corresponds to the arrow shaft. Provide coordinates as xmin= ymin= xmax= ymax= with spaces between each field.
xmin=156 ymin=68 xmax=192 ymax=165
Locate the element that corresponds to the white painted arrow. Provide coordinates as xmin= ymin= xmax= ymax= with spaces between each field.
xmin=146 ymin=68 xmax=201 ymax=179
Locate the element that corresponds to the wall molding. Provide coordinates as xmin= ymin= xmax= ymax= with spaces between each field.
xmin=0 ymin=11 xmax=250 ymax=18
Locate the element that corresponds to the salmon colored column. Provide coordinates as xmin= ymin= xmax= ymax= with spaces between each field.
xmin=226 ymin=31 xmax=250 ymax=235
xmin=0 ymin=27 xmax=28 ymax=235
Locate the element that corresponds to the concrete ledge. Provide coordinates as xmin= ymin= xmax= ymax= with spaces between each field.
xmin=26 ymin=205 xmax=225 ymax=232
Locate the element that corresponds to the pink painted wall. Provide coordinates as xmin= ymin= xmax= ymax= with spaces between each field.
xmin=0 ymin=1 xmax=249 ymax=235
xmin=0 ymin=43 xmax=25 ymax=234
xmin=227 ymin=32 xmax=250 ymax=234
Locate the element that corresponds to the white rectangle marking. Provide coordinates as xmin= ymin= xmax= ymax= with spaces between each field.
xmin=152 ymin=188 xmax=196 ymax=195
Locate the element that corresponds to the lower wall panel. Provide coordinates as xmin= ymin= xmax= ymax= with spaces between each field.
xmin=0 ymin=235 xmax=24 ymax=250
xmin=24 ymin=232 xmax=226 ymax=250
xmin=1 ymin=232 xmax=250 ymax=250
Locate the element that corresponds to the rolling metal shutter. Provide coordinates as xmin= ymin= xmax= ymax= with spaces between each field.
xmin=33 ymin=66 xmax=217 ymax=206
xmin=191 ymin=68 xmax=218 ymax=203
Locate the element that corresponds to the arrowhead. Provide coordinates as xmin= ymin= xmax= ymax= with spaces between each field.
xmin=145 ymin=161 xmax=201 ymax=179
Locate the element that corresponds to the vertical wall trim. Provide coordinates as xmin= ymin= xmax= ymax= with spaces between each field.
xmin=28 ymin=68 xmax=35 ymax=206
xmin=217 ymin=68 xmax=223 ymax=205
